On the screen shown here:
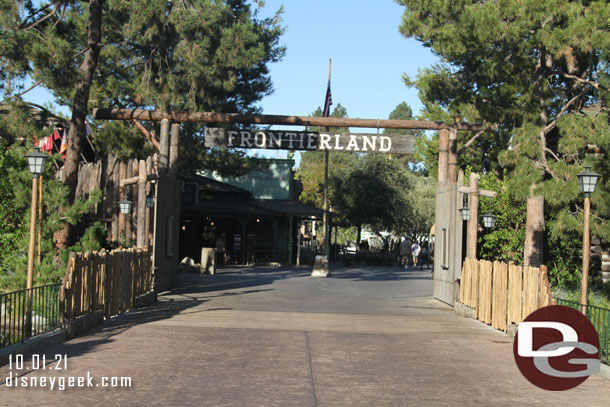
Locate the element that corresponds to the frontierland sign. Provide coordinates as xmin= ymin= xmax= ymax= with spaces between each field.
xmin=204 ymin=128 xmax=415 ymax=154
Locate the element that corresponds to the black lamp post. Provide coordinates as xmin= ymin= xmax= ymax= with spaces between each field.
xmin=577 ymin=166 xmax=600 ymax=313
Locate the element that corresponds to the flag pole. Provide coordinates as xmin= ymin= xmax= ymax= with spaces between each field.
xmin=323 ymin=58 xmax=331 ymax=259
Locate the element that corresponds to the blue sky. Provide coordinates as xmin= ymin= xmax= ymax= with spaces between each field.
xmin=253 ymin=0 xmax=438 ymax=160
xmin=255 ymin=0 xmax=437 ymax=123
xmin=22 ymin=1 xmax=438 ymax=164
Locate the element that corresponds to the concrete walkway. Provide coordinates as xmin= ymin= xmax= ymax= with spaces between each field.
xmin=1 ymin=265 xmax=609 ymax=406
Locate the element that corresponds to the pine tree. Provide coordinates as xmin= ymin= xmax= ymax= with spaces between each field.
xmin=398 ymin=0 xmax=610 ymax=266
xmin=0 ymin=0 xmax=285 ymax=249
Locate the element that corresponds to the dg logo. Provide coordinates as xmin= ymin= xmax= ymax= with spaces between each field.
xmin=513 ymin=305 xmax=601 ymax=391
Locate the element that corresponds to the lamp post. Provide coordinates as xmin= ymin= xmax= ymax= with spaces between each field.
xmin=577 ymin=166 xmax=600 ymax=314
xmin=24 ymin=147 xmax=47 ymax=339
xmin=25 ymin=147 xmax=47 ymax=290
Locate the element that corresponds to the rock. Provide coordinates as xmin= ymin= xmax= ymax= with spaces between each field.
xmin=311 ymin=255 xmax=331 ymax=278
xmin=591 ymin=236 xmax=602 ymax=246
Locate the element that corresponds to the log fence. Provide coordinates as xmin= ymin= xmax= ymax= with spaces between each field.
xmin=60 ymin=248 xmax=153 ymax=321
xmin=458 ymin=258 xmax=554 ymax=331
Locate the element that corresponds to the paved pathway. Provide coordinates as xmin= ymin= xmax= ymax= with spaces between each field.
xmin=1 ymin=265 xmax=609 ymax=406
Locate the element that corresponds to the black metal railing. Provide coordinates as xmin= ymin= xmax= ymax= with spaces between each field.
xmin=0 ymin=284 xmax=62 ymax=349
xmin=556 ymin=298 xmax=610 ymax=365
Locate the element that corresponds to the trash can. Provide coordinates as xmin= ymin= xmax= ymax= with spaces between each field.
xmin=201 ymin=247 xmax=216 ymax=275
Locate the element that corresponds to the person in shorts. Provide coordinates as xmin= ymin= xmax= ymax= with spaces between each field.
xmin=411 ymin=241 xmax=421 ymax=267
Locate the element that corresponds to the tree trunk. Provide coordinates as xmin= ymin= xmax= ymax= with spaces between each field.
xmin=524 ymin=193 xmax=545 ymax=267
xmin=54 ymin=0 xmax=104 ymax=250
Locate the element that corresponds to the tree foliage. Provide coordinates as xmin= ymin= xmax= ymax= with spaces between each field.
xmin=398 ymin=0 xmax=610 ymax=266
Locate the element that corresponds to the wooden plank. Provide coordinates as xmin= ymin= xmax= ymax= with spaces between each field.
xmin=472 ymin=259 xmax=479 ymax=318
xmin=483 ymin=260 xmax=493 ymax=324
xmin=507 ymin=264 xmax=522 ymax=325
xmin=492 ymin=261 xmax=508 ymax=331
xmin=104 ymin=252 xmax=112 ymax=319
xmin=93 ymin=108 xmax=496 ymax=132
xmin=65 ymin=255 xmax=75 ymax=321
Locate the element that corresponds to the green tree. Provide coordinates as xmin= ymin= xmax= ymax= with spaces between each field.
xmin=0 ymin=0 xmax=285 ymax=249
xmin=296 ymin=103 xmax=355 ymax=208
xmin=398 ymin=0 xmax=610 ymax=267
xmin=330 ymin=154 xmax=412 ymax=243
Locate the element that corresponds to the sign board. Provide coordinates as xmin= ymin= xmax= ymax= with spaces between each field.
xmin=205 ymin=128 xmax=415 ymax=154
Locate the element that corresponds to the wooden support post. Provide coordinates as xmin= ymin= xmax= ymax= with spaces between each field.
xmin=118 ymin=162 xmax=127 ymax=241
xmin=467 ymin=173 xmax=479 ymax=258
xmin=111 ymin=158 xmax=120 ymax=241
xmin=323 ymin=150 xmax=329 ymax=258
xmin=159 ymin=119 xmax=170 ymax=175
xmin=145 ymin=157 xmax=152 ymax=249
xmin=126 ymin=161 xmax=133 ymax=240
xmin=448 ymin=128 xmax=458 ymax=184
xmin=438 ymin=129 xmax=449 ymax=184
xmin=581 ymin=195 xmax=591 ymax=313
xmin=137 ymin=160 xmax=147 ymax=248
xmin=170 ymin=123 xmax=180 ymax=176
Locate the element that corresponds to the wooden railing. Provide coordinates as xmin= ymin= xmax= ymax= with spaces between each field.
xmin=60 ymin=248 xmax=153 ymax=321
xmin=458 ymin=258 xmax=554 ymax=331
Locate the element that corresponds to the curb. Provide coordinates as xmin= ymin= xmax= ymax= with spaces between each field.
xmin=0 ymin=329 xmax=66 ymax=366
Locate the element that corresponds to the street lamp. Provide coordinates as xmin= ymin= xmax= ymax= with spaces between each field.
xmin=481 ymin=211 xmax=497 ymax=228
xmin=577 ymin=166 xmax=600 ymax=313
xmin=481 ymin=199 xmax=497 ymax=228
xmin=25 ymin=147 xmax=47 ymax=290
xmin=145 ymin=195 xmax=156 ymax=208
xmin=459 ymin=195 xmax=470 ymax=221
xmin=119 ymin=198 xmax=133 ymax=214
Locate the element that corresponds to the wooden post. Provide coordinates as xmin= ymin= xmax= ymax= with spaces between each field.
xmin=127 ymin=160 xmax=134 ymax=241
xmin=118 ymin=161 xmax=127 ymax=241
xmin=581 ymin=194 xmax=591 ymax=313
xmin=467 ymin=172 xmax=479 ymax=258
xmin=447 ymin=128 xmax=458 ymax=184
xmin=159 ymin=119 xmax=170 ymax=175
xmin=137 ymin=160 xmax=147 ymax=248
xmin=36 ymin=176 xmax=43 ymax=265
xmin=145 ymin=157 xmax=152 ymax=249
xmin=170 ymin=123 xmax=180 ymax=176
xmin=110 ymin=156 xmax=120 ymax=241
xmin=438 ymin=129 xmax=449 ymax=184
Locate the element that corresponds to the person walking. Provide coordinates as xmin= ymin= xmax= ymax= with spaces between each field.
xmin=411 ymin=241 xmax=421 ymax=268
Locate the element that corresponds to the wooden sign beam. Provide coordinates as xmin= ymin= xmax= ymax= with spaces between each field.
xmin=93 ymin=108 xmax=496 ymax=132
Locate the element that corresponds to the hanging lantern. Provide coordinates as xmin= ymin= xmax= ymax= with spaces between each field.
xmin=146 ymin=195 xmax=156 ymax=208
xmin=119 ymin=198 xmax=133 ymax=214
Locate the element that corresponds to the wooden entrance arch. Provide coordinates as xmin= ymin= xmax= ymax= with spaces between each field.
xmin=93 ymin=108 xmax=495 ymax=303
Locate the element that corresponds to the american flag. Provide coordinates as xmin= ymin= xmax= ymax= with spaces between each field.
xmin=322 ymin=79 xmax=332 ymax=117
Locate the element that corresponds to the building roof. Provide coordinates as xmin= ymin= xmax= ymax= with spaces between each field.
xmin=181 ymin=198 xmax=277 ymax=218
xmin=253 ymin=199 xmax=323 ymax=218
